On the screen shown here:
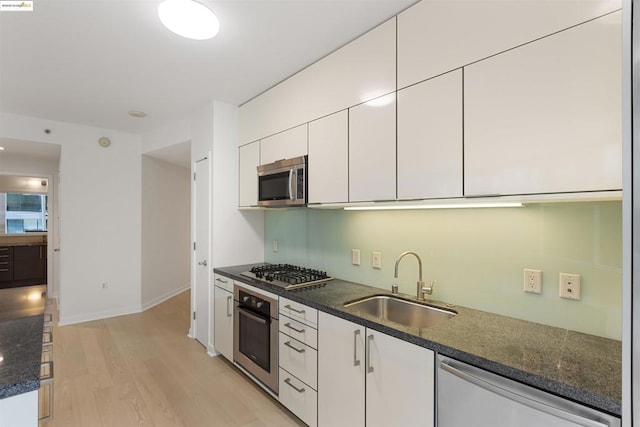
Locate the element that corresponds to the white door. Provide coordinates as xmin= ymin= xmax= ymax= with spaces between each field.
xmin=193 ymin=157 xmax=210 ymax=348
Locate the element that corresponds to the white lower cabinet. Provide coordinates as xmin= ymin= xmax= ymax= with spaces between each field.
xmin=279 ymin=299 xmax=319 ymax=427
xmin=279 ymin=368 xmax=319 ymax=427
xmin=318 ymin=312 xmax=435 ymax=427
xmin=213 ymin=276 xmax=234 ymax=361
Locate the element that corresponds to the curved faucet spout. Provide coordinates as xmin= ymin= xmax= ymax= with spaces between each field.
xmin=394 ymin=251 xmax=423 ymax=281
xmin=394 ymin=251 xmax=431 ymax=300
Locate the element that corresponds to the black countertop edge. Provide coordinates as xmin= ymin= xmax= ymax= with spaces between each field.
xmin=214 ymin=264 xmax=621 ymax=417
xmin=0 ymin=378 xmax=40 ymax=400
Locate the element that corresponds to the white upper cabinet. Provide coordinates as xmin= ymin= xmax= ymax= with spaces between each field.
xmin=239 ymin=18 xmax=396 ymax=145
xmin=260 ymin=124 xmax=308 ymax=165
xmin=397 ymin=0 xmax=621 ymax=89
xmin=238 ymin=141 xmax=260 ymax=207
xmin=464 ymin=12 xmax=622 ymax=196
xmin=349 ymin=94 xmax=396 ymax=202
xmin=397 ymin=69 xmax=463 ymax=200
xmin=308 ymin=110 xmax=349 ymax=204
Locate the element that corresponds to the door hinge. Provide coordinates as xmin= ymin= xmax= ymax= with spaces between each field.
xmin=193 ymin=311 xmax=196 ymax=320
xmin=193 ymin=172 xmax=196 ymax=181
xmin=193 ymin=242 xmax=196 ymax=251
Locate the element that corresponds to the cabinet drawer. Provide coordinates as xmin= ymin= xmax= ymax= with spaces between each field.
xmin=279 ymin=333 xmax=318 ymax=390
xmin=279 ymin=368 xmax=318 ymax=427
xmin=213 ymin=274 xmax=233 ymax=292
xmin=279 ymin=316 xmax=317 ymax=349
xmin=280 ymin=297 xmax=317 ymax=327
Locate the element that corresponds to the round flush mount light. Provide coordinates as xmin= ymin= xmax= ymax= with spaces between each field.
xmin=128 ymin=110 xmax=147 ymax=118
xmin=158 ymin=0 xmax=220 ymax=40
xmin=0 ymin=147 xmax=4 ymax=151
xmin=98 ymin=137 xmax=111 ymax=148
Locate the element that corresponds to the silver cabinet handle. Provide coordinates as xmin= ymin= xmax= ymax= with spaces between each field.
xmin=284 ymin=341 xmax=305 ymax=354
xmin=226 ymin=296 xmax=232 ymax=317
xmin=353 ymin=330 xmax=361 ymax=367
xmin=0 ymin=269 xmax=8 ymax=272
xmin=197 ymin=260 xmax=207 ymax=267
xmin=440 ymin=362 xmax=608 ymax=427
xmin=284 ymin=322 xmax=305 ymax=333
xmin=366 ymin=334 xmax=374 ymax=373
xmin=284 ymin=378 xmax=305 ymax=393
xmin=284 ymin=304 xmax=305 ymax=314
xmin=0 ymin=255 xmax=8 ymax=258
xmin=215 ymin=277 xmax=228 ymax=284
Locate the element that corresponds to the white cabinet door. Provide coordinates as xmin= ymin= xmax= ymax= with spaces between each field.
xmin=366 ymin=330 xmax=435 ymax=427
xmin=260 ymin=124 xmax=308 ymax=165
xmin=239 ymin=18 xmax=396 ymax=146
xmin=308 ymin=110 xmax=348 ymax=204
xmin=213 ymin=285 xmax=233 ymax=361
xmin=397 ymin=69 xmax=463 ymax=200
xmin=349 ymin=94 xmax=396 ymax=202
xmin=318 ymin=312 xmax=365 ymax=427
xmin=238 ymin=141 xmax=260 ymax=207
xmin=464 ymin=12 xmax=622 ymax=196
xmin=397 ymin=0 xmax=621 ymax=89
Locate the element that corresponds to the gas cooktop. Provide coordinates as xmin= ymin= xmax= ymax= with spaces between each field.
xmin=241 ymin=264 xmax=333 ymax=290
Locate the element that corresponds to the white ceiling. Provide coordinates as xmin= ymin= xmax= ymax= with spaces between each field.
xmin=0 ymin=0 xmax=415 ymax=135
xmin=0 ymin=138 xmax=61 ymax=160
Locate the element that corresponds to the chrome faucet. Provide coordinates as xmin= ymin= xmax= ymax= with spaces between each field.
xmin=393 ymin=251 xmax=433 ymax=300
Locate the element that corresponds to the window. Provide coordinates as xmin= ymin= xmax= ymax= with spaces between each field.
xmin=2 ymin=193 xmax=48 ymax=233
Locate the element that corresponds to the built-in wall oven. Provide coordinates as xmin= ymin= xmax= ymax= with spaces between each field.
xmin=233 ymin=284 xmax=279 ymax=394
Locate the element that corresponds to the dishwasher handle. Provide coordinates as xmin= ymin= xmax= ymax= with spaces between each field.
xmin=440 ymin=361 xmax=609 ymax=427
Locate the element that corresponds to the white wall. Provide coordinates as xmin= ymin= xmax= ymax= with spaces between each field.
xmin=0 ymin=112 xmax=142 ymax=324
xmin=141 ymin=118 xmax=190 ymax=153
xmin=141 ymin=156 xmax=190 ymax=309
xmin=190 ymin=101 xmax=264 ymax=350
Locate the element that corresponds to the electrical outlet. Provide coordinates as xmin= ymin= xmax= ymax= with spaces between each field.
xmin=523 ymin=269 xmax=542 ymax=294
xmin=559 ymin=273 xmax=581 ymax=300
xmin=372 ymin=251 xmax=382 ymax=269
xmin=352 ymin=249 xmax=361 ymax=266
xmin=272 ymin=240 xmax=279 ymax=252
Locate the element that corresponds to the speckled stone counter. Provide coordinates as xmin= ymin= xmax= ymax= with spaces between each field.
xmin=215 ymin=264 xmax=622 ymax=417
xmin=0 ymin=285 xmax=46 ymax=400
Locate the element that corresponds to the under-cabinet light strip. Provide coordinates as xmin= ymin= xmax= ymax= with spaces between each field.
xmin=343 ymin=202 xmax=524 ymax=211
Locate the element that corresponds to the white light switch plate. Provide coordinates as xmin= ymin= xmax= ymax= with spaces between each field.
xmin=352 ymin=249 xmax=361 ymax=266
xmin=372 ymin=251 xmax=382 ymax=269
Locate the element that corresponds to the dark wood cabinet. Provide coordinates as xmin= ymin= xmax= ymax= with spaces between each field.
xmin=0 ymin=244 xmax=47 ymax=288
xmin=0 ymin=246 xmax=13 ymax=282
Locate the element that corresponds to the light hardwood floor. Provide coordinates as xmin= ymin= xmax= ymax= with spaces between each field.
xmin=47 ymin=290 xmax=303 ymax=427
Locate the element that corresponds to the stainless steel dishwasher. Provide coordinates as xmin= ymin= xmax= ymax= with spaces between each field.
xmin=437 ymin=355 xmax=620 ymax=427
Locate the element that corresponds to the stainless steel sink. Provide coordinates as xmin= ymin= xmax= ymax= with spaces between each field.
xmin=343 ymin=295 xmax=456 ymax=329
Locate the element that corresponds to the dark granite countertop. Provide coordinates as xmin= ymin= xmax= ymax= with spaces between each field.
xmin=0 ymin=285 xmax=46 ymax=400
xmin=215 ymin=264 xmax=622 ymax=417
xmin=0 ymin=242 xmax=47 ymax=247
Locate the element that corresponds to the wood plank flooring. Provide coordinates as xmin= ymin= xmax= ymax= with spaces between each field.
xmin=47 ymin=290 xmax=303 ymax=427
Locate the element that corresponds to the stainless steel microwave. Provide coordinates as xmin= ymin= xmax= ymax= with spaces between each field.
xmin=257 ymin=155 xmax=307 ymax=207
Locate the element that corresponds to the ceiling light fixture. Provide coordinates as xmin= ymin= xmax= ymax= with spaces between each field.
xmin=0 ymin=147 xmax=4 ymax=151
xmin=158 ymin=0 xmax=220 ymax=40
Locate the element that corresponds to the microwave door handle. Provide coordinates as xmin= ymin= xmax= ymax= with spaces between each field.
xmin=288 ymin=169 xmax=295 ymax=200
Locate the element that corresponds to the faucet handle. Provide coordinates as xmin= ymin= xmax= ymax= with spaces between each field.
xmin=391 ymin=284 xmax=399 ymax=294
xmin=423 ymin=281 xmax=435 ymax=296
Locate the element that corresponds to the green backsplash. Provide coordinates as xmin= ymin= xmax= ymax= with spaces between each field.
xmin=265 ymin=202 xmax=622 ymax=340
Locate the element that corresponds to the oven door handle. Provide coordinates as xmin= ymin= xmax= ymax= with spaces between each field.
xmin=237 ymin=306 xmax=268 ymax=325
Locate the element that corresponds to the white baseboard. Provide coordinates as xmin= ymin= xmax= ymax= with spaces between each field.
xmin=59 ymin=304 xmax=142 ymax=326
xmin=141 ymin=283 xmax=190 ymax=311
